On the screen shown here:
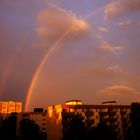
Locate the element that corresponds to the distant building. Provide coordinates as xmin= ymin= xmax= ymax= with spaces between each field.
xmin=47 ymin=100 xmax=130 ymax=140
xmin=0 ymin=101 xmax=22 ymax=114
xmin=102 ymin=100 xmax=117 ymax=105
xmin=65 ymin=100 xmax=82 ymax=105
xmin=34 ymin=108 xmax=44 ymax=112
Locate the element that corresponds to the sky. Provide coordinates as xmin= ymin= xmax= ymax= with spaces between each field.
xmin=0 ymin=0 xmax=140 ymax=111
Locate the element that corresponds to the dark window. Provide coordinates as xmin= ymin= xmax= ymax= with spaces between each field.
xmin=22 ymin=114 xmax=29 ymax=117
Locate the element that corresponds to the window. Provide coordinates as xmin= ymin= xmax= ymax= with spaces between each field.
xmin=22 ymin=114 xmax=29 ymax=117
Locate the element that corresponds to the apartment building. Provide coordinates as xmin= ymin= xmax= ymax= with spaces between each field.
xmin=0 ymin=101 xmax=22 ymax=114
xmin=47 ymin=100 xmax=130 ymax=140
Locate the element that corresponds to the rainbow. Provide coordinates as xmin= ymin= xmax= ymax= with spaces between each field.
xmin=24 ymin=5 xmax=106 ymax=111
xmin=25 ymin=28 xmax=72 ymax=111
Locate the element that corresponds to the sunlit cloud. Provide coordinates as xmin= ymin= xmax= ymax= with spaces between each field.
xmin=80 ymin=64 xmax=127 ymax=81
xmin=118 ymin=20 xmax=140 ymax=28
xmin=35 ymin=4 xmax=90 ymax=47
xmin=98 ymin=85 xmax=139 ymax=96
xmin=99 ymin=42 xmax=124 ymax=53
xmin=97 ymin=85 xmax=140 ymax=103
xmin=98 ymin=27 xmax=109 ymax=32
xmin=105 ymin=0 xmax=140 ymax=20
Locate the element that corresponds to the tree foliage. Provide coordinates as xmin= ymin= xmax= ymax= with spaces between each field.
xmin=62 ymin=112 xmax=117 ymax=140
xmin=62 ymin=113 xmax=86 ymax=140
xmin=0 ymin=113 xmax=17 ymax=140
xmin=18 ymin=118 xmax=47 ymax=140
xmin=129 ymin=103 xmax=140 ymax=140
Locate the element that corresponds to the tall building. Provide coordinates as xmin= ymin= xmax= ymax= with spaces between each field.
xmin=47 ymin=100 xmax=130 ymax=140
xmin=0 ymin=101 xmax=22 ymax=114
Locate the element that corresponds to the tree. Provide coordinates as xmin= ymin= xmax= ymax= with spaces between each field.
xmin=62 ymin=112 xmax=86 ymax=140
xmin=129 ymin=103 xmax=140 ymax=140
xmin=84 ymin=109 xmax=94 ymax=128
xmin=0 ymin=113 xmax=17 ymax=140
xmin=62 ymin=112 xmax=117 ymax=140
xmin=95 ymin=123 xmax=117 ymax=140
xmin=18 ymin=118 xmax=47 ymax=140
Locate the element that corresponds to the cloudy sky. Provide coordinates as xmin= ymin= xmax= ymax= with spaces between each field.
xmin=0 ymin=0 xmax=140 ymax=111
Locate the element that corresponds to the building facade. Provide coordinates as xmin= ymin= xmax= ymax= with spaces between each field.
xmin=0 ymin=101 xmax=22 ymax=114
xmin=47 ymin=100 xmax=130 ymax=140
